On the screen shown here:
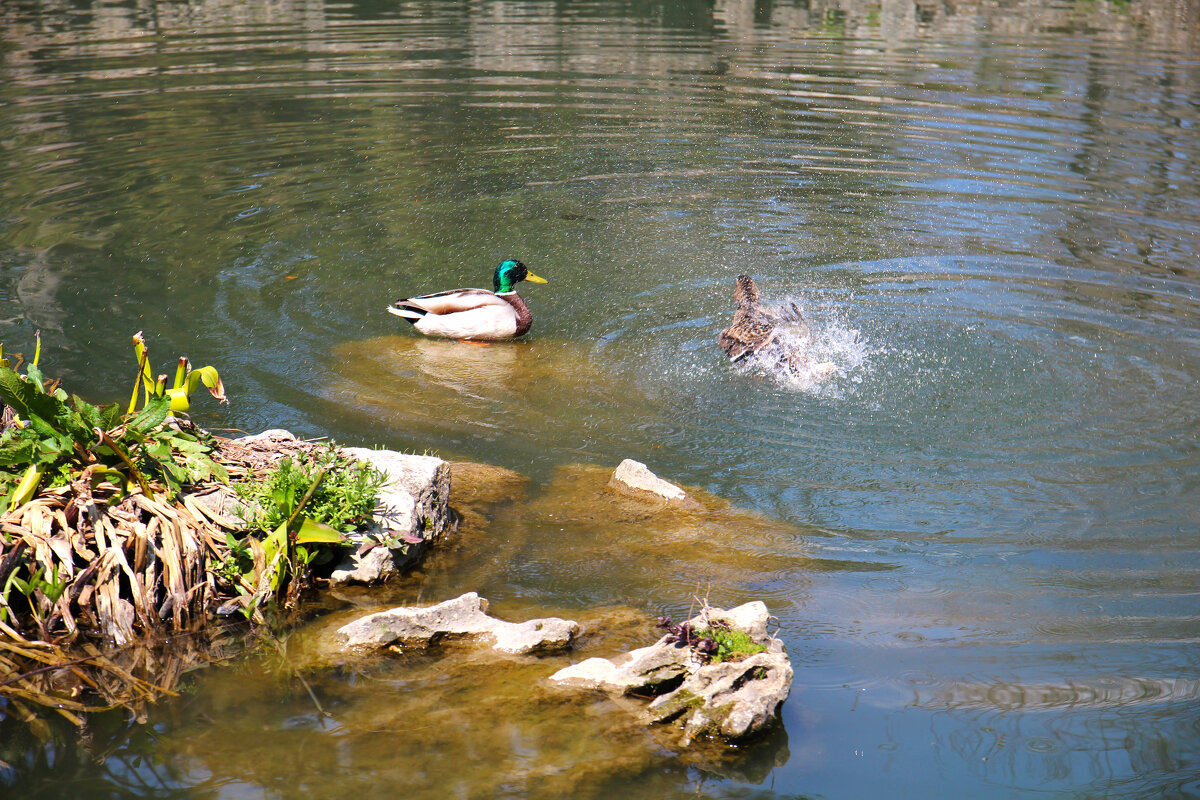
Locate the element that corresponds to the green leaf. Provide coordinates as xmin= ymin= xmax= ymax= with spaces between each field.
xmin=0 ymin=368 xmax=31 ymax=416
xmin=294 ymin=519 xmax=344 ymax=545
xmin=33 ymin=433 xmax=71 ymax=459
xmin=146 ymin=441 xmax=172 ymax=461
xmin=70 ymin=395 xmax=103 ymax=428
xmin=263 ymin=522 xmax=286 ymax=564
xmin=0 ymin=373 xmax=93 ymax=446
xmin=97 ymin=403 xmax=123 ymax=431
xmin=209 ymin=459 xmax=229 ymax=484
xmin=127 ymin=395 xmax=170 ymax=433
xmin=185 ymin=365 xmax=227 ymax=404
xmin=24 ymin=363 xmax=45 ymax=393
xmin=23 ymin=413 xmax=59 ymax=442
xmin=0 ymin=440 xmax=34 ymax=467
xmin=170 ymin=438 xmax=207 ymax=454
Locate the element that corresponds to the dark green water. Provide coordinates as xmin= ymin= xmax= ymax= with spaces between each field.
xmin=2 ymin=0 xmax=1200 ymax=797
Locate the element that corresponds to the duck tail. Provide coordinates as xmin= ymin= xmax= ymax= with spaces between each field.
xmin=387 ymin=301 xmax=426 ymax=324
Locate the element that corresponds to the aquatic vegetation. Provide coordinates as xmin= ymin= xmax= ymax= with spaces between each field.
xmin=130 ymin=331 xmax=226 ymax=414
xmin=233 ymin=443 xmax=385 ymax=536
xmin=0 ymin=333 xmax=382 ymax=730
xmin=0 ymin=332 xmax=228 ymax=511
xmin=0 ymin=332 xmax=234 ymax=643
xmin=656 ymin=616 xmax=767 ymax=664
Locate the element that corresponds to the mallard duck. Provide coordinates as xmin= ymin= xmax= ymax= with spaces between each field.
xmin=719 ymin=275 xmax=837 ymax=381
xmin=718 ymin=275 xmax=808 ymax=361
xmin=387 ymin=259 xmax=547 ymax=341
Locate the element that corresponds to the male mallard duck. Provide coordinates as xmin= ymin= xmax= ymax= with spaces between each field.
xmin=718 ymin=275 xmax=809 ymax=361
xmin=387 ymin=259 xmax=547 ymax=341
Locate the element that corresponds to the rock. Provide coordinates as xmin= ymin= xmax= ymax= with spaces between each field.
xmin=646 ymin=648 xmax=793 ymax=744
xmin=548 ymin=601 xmax=792 ymax=745
xmin=448 ymin=461 xmax=530 ymax=532
xmin=548 ymin=640 xmax=696 ymax=694
xmin=704 ymin=600 xmax=771 ymax=642
xmin=341 ymin=448 xmax=451 ymax=541
xmin=606 ymin=459 xmax=701 ymax=509
xmin=329 ymin=544 xmax=401 ymax=586
xmin=337 ymin=592 xmax=579 ymax=655
xmin=329 ymin=448 xmax=452 ymax=586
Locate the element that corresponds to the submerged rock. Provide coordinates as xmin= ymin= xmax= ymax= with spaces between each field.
xmin=548 ymin=601 xmax=792 ymax=745
xmin=329 ymin=448 xmax=452 ymax=586
xmin=448 ymin=461 xmax=531 ymax=531
xmin=337 ymin=592 xmax=579 ymax=655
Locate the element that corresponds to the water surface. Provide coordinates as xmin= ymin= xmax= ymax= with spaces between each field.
xmin=2 ymin=0 xmax=1199 ymax=798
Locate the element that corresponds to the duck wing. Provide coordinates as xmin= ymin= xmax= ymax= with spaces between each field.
xmin=720 ymin=275 xmax=785 ymax=360
xmin=389 ymin=288 xmax=509 ymax=316
xmin=719 ymin=308 xmax=779 ymax=361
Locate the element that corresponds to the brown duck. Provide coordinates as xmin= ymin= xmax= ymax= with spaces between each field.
xmin=718 ymin=275 xmax=810 ymax=361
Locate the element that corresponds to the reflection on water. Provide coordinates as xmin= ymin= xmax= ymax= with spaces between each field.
xmin=3 ymin=0 xmax=1200 ymax=798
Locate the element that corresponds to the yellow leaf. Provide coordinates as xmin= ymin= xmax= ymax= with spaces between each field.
xmin=165 ymin=387 xmax=190 ymax=413
xmin=185 ymin=366 xmax=227 ymax=404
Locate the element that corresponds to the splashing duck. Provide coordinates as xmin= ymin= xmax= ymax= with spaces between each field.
xmin=387 ymin=259 xmax=547 ymax=341
xmin=718 ymin=274 xmax=836 ymax=381
xmin=718 ymin=275 xmax=799 ymax=360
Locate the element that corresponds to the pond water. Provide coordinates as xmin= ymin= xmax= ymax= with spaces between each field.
xmin=2 ymin=0 xmax=1200 ymax=797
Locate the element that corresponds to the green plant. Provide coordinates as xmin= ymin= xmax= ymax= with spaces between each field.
xmin=233 ymin=444 xmax=385 ymax=535
xmin=656 ymin=616 xmax=768 ymax=664
xmin=0 ymin=332 xmax=229 ymax=509
xmin=697 ymin=625 xmax=767 ymax=664
xmin=216 ymin=531 xmax=254 ymax=585
xmin=130 ymin=331 xmax=226 ymax=414
xmin=1 ymin=560 xmax=67 ymax=634
xmin=229 ymin=444 xmax=385 ymax=609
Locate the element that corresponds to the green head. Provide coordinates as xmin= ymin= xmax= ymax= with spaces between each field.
xmin=493 ymin=259 xmax=547 ymax=293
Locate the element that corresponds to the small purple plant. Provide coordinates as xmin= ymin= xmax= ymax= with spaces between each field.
xmin=657 ymin=615 xmax=720 ymax=661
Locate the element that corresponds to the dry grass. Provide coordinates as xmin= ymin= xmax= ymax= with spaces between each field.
xmin=0 ymin=432 xmax=328 ymax=728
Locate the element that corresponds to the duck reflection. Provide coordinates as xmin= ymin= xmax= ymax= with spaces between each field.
xmin=398 ymin=336 xmax=525 ymax=399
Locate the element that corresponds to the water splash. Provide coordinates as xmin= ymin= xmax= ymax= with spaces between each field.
xmin=733 ymin=296 xmax=870 ymax=394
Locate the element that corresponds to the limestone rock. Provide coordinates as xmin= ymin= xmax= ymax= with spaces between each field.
xmin=548 ymin=601 xmax=791 ymax=745
xmin=337 ymin=592 xmax=579 ymax=655
xmin=646 ymin=647 xmax=793 ymax=744
xmin=607 ymin=459 xmax=700 ymax=509
xmin=704 ymin=600 xmax=771 ymax=642
xmin=329 ymin=448 xmax=452 ymax=586
xmin=548 ymin=639 xmax=696 ymax=694
xmin=341 ymin=448 xmax=451 ymax=541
